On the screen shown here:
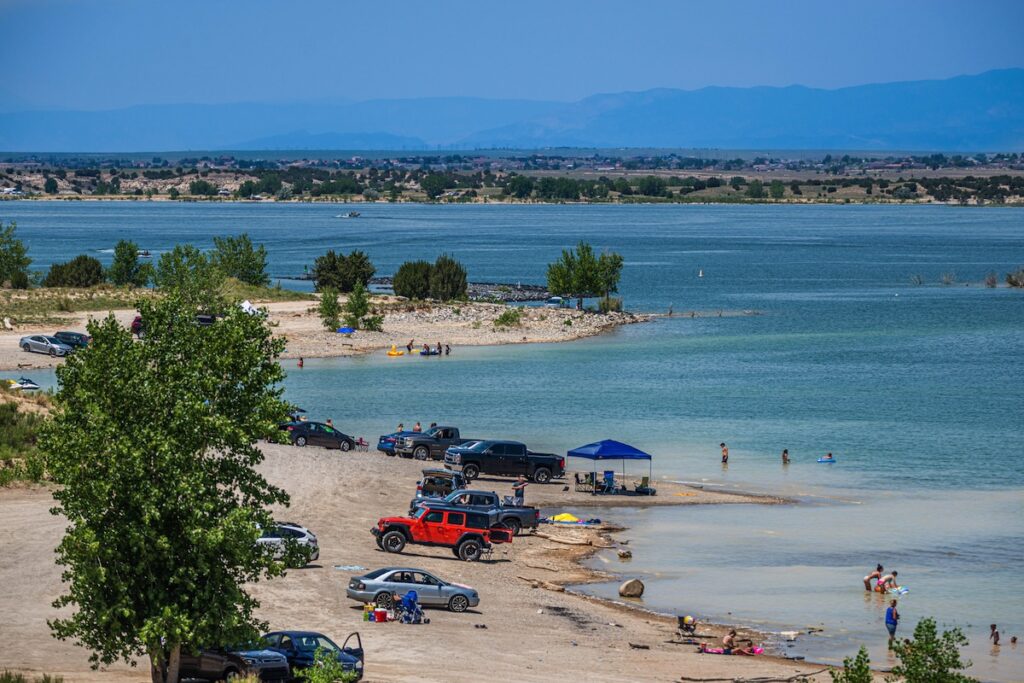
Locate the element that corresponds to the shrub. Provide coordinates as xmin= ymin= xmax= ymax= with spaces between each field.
xmin=312 ymin=250 xmax=375 ymax=293
xmin=428 ymin=254 xmax=467 ymax=301
xmin=392 ymin=260 xmax=432 ymax=299
xmin=343 ymin=282 xmax=370 ymax=329
xmin=494 ymin=308 xmax=522 ymax=328
xmin=889 ymin=617 xmax=977 ymax=682
xmin=361 ymin=314 xmax=384 ymax=332
xmin=1006 ymin=268 xmax=1024 ymax=288
xmin=10 ymin=269 xmax=29 ymax=289
xmin=829 ymin=646 xmax=872 ymax=683
xmin=43 ymin=255 xmax=105 ymax=288
xmin=210 ymin=234 xmax=269 ymax=286
xmin=0 ymin=672 xmax=64 ymax=683
xmin=296 ymin=647 xmax=359 ymax=683
xmin=599 ymin=296 xmax=622 ymax=313
xmin=108 ymin=239 xmax=150 ymax=287
xmin=318 ymin=287 xmax=341 ymax=330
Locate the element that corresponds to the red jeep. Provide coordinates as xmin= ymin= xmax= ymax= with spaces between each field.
xmin=372 ymin=504 xmax=513 ymax=561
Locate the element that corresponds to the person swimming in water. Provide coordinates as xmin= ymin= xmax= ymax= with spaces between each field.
xmin=876 ymin=570 xmax=899 ymax=593
xmin=821 ymin=452 xmax=834 ymax=461
xmin=864 ymin=564 xmax=884 ymax=591
xmin=782 ymin=448 xmax=790 ymax=464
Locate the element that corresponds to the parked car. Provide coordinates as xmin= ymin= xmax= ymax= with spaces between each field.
xmin=376 ymin=430 xmax=418 ymax=456
xmin=444 ymin=440 xmax=565 ymax=483
xmin=371 ymin=504 xmax=512 ymax=562
xmin=409 ymin=489 xmax=540 ymax=535
xmin=178 ymin=645 xmax=290 ymax=682
xmin=544 ymin=296 xmax=568 ymax=308
xmin=394 ymin=426 xmax=473 ymax=460
xmin=256 ymin=522 xmax=319 ymax=564
xmin=19 ymin=335 xmax=73 ymax=357
xmin=261 ymin=631 xmax=363 ymax=681
xmin=414 ymin=468 xmax=467 ymax=501
xmin=346 ymin=566 xmax=479 ymax=612
xmin=52 ymin=330 xmax=91 ymax=349
xmin=281 ymin=421 xmax=355 ymax=451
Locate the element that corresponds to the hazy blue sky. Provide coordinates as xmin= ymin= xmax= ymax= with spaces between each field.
xmin=2 ymin=0 xmax=1022 ymax=110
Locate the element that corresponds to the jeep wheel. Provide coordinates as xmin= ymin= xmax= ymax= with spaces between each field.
xmin=462 ymin=464 xmax=479 ymax=481
xmin=413 ymin=445 xmax=429 ymax=460
xmin=374 ymin=591 xmax=394 ymax=610
xmin=448 ymin=594 xmax=470 ymax=612
xmin=504 ymin=518 xmax=522 ymax=536
xmin=340 ymin=440 xmax=352 ymax=452
xmin=532 ymin=467 xmax=551 ymax=484
xmin=381 ymin=530 xmax=406 ymax=553
xmin=295 ymin=435 xmax=307 ymax=447
xmin=458 ymin=538 xmax=483 ymax=561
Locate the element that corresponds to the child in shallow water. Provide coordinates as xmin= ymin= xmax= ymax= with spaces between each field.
xmin=864 ymin=564 xmax=884 ymax=591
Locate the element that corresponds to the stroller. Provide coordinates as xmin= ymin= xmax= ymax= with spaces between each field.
xmin=396 ymin=590 xmax=430 ymax=625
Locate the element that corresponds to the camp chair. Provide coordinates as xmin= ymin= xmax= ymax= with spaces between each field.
xmin=573 ymin=473 xmax=591 ymax=492
xmin=634 ymin=476 xmax=656 ymax=496
xmin=602 ymin=470 xmax=617 ymax=493
xmin=355 ymin=437 xmax=369 ymax=451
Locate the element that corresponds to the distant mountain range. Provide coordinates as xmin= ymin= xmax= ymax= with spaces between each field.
xmin=1 ymin=70 xmax=1022 ymax=152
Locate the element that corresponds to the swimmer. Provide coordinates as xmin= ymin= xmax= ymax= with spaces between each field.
xmin=782 ymin=448 xmax=790 ymax=464
xmin=864 ymin=564 xmax=883 ymax=591
xmin=876 ymin=570 xmax=899 ymax=593
xmin=821 ymin=452 xmax=834 ymax=461
xmin=990 ymin=624 xmax=1000 ymax=646
xmin=720 ymin=442 xmax=729 ymax=464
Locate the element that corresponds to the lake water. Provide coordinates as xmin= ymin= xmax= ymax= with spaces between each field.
xmin=4 ymin=202 xmax=1024 ymax=680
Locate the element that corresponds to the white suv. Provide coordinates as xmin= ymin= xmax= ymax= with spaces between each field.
xmin=257 ymin=522 xmax=320 ymax=563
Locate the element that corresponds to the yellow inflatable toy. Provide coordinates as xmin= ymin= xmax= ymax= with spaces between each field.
xmin=386 ymin=345 xmax=405 ymax=357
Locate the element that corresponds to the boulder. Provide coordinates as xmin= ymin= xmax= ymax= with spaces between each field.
xmin=618 ymin=578 xmax=644 ymax=598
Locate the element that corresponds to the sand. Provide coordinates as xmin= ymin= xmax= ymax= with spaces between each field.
xmin=0 ymin=299 xmax=651 ymax=372
xmin=0 ymin=443 xmax=837 ymax=682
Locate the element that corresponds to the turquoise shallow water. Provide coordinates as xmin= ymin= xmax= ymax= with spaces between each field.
xmin=4 ymin=202 xmax=1024 ymax=679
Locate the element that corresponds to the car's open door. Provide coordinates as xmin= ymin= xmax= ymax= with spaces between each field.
xmin=342 ymin=631 xmax=364 ymax=667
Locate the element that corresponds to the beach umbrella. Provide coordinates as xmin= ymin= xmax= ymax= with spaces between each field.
xmin=567 ymin=439 xmax=653 ymax=494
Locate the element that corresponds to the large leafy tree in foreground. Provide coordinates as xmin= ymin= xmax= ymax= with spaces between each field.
xmin=41 ymin=293 xmax=292 ymax=683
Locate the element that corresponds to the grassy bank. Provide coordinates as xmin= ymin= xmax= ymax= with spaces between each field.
xmin=0 ymin=388 xmax=49 ymax=486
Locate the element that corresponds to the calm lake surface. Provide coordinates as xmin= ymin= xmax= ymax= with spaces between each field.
xmin=5 ymin=201 xmax=1024 ymax=680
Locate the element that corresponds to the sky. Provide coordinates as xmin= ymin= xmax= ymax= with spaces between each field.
xmin=1 ymin=0 xmax=1023 ymax=111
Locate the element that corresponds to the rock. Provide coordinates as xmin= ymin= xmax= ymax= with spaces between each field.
xmin=617 ymin=549 xmax=632 ymax=560
xmin=618 ymin=578 xmax=644 ymax=598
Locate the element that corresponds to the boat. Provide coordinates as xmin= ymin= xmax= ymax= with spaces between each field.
xmin=5 ymin=377 xmax=41 ymax=391
xmin=335 ymin=211 xmax=361 ymax=218
xmin=137 ymin=249 xmax=152 ymax=258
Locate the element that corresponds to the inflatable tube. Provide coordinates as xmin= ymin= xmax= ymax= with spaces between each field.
xmin=419 ymin=350 xmax=440 ymax=356
xmin=386 ymin=351 xmax=404 ymax=356
xmin=817 ymin=457 xmax=836 ymax=463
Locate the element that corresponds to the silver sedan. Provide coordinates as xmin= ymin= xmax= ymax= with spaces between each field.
xmin=20 ymin=335 xmax=73 ymax=357
xmin=346 ymin=567 xmax=480 ymax=612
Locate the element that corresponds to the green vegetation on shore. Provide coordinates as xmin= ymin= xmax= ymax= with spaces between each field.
xmin=0 ymin=389 xmax=49 ymax=487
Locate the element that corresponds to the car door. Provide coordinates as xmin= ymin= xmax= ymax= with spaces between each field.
xmin=420 ymin=510 xmax=446 ymax=544
xmin=413 ymin=571 xmax=446 ymax=606
xmin=384 ymin=570 xmax=419 ymax=599
xmin=444 ymin=511 xmax=466 ymax=546
xmin=505 ymin=443 xmax=528 ymax=475
xmin=488 ymin=443 xmax=507 ymax=472
xmin=29 ymin=336 xmax=44 ymax=353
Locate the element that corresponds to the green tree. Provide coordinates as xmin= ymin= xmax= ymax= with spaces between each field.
xmin=312 ymin=250 xmax=375 ymax=293
xmin=44 ymin=176 xmax=59 ymax=194
xmin=0 ymin=221 xmax=31 ymax=287
xmin=547 ymin=241 xmax=602 ymax=309
xmin=505 ymin=175 xmax=535 ymax=199
xmin=211 ymin=234 xmax=269 ymax=287
xmin=168 ymin=187 xmax=180 ymax=200
xmin=830 ymin=646 xmax=872 ymax=683
xmin=746 ymin=179 xmax=765 ymax=198
xmin=41 ymin=293 xmax=293 ymax=683
xmin=596 ymin=250 xmax=625 ymax=309
xmin=296 ymin=647 xmax=360 ymax=683
xmin=392 ymin=260 xmax=432 ymax=299
xmin=108 ymin=239 xmax=151 ymax=287
xmin=43 ymin=255 xmax=106 ymax=287
xmin=889 ymin=617 xmax=977 ymax=683
xmin=428 ymin=254 xmax=467 ymax=301
xmin=636 ymin=175 xmax=667 ymax=197
xmin=769 ymin=179 xmax=785 ymax=199
xmin=318 ymin=287 xmax=341 ymax=330
xmin=154 ymin=244 xmax=225 ymax=308
xmin=189 ymin=179 xmax=218 ymax=196
xmin=729 ymin=176 xmax=746 ymax=190
xmin=343 ymin=282 xmax=370 ymax=329
xmin=420 ymin=173 xmax=449 ymax=199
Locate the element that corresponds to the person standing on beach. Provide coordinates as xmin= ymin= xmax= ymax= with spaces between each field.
xmin=782 ymin=448 xmax=790 ymax=464
xmin=512 ymin=475 xmax=528 ymax=506
xmin=720 ymin=443 xmax=729 ymax=464
xmin=885 ymin=600 xmax=900 ymax=647
xmin=864 ymin=564 xmax=883 ymax=591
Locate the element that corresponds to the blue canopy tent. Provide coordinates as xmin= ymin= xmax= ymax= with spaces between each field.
xmin=567 ymin=439 xmax=653 ymax=494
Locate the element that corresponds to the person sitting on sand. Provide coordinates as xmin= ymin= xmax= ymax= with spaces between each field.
xmin=876 ymin=570 xmax=898 ymax=593
xmin=864 ymin=564 xmax=884 ymax=591
xmin=733 ymin=642 xmax=759 ymax=656
xmin=721 ymin=629 xmax=737 ymax=654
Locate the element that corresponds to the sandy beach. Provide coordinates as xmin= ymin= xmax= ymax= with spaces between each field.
xmin=0 ymin=297 xmax=653 ymax=372
xmin=0 ymin=441 xmax=836 ymax=682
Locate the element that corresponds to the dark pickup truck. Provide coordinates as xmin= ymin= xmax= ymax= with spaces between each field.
xmin=443 ymin=440 xmax=565 ymax=484
xmin=395 ymin=426 xmax=474 ymax=461
xmin=408 ymin=489 xmax=540 ymax=535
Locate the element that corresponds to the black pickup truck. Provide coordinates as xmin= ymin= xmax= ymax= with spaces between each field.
xmin=408 ymin=489 xmax=540 ymax=535
xmin=443 ymin=440 xmax=565 ymax=483
xmin=395 ymin=426 xmax=474 ymax=461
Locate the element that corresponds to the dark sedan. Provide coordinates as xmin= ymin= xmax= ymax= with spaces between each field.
xmin=53 ymin=331 xmax=91 ymax=349
xmin=281 ymin=421 xmax=356 ymax=451
xmin=261 ymin=631 xmax=363 ymax=681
